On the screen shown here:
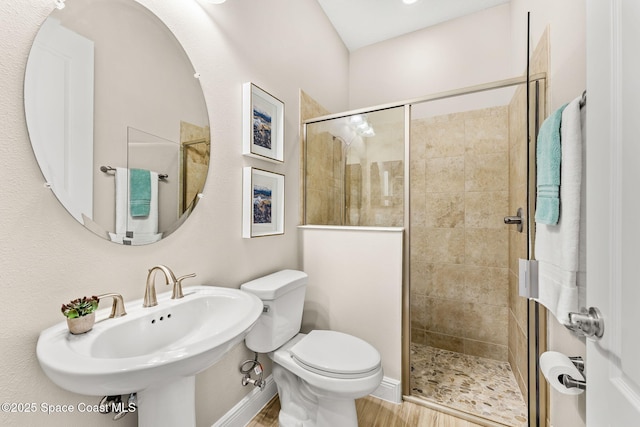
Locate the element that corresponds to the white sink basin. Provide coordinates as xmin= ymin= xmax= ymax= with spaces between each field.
xmin=37 ymin=286 xmax=263 ymax=405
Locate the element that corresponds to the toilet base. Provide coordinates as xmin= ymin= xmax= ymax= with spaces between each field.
xmin=274 ymin=363 xmax=359 ymax=427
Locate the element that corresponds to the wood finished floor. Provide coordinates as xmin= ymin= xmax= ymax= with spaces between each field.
xmin=247 ymin=395 xmax=484 ymax=427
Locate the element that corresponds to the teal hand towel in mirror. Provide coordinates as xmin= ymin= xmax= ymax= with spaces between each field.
xmin=535 ymin=103 xmax=567 ymax=225
xmin=130 ymin=168 xmax=151 ymax=217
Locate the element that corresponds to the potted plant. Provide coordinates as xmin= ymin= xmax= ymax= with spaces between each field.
xmin=61 ymin=295 xmax=100 ymax=334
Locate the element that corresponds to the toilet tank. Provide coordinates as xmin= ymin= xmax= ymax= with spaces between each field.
xmin=240 ymin=270 xmax=308 ymax=353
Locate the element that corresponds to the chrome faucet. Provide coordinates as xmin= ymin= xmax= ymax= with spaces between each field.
xmin=143 ymin=265 xmax=196 ymax=307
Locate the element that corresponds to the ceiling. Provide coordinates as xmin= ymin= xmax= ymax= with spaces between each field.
xmin=317 ymin=0 xmax=511 ymax=51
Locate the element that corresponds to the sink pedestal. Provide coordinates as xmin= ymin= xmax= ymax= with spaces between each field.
xmin=137 ymin=376 xmax=196 ymax=427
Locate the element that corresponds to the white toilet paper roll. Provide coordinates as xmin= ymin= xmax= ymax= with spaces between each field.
xmin=540 ymin=351 xmax=585 ymax=395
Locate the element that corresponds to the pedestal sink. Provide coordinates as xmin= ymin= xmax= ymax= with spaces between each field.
xmin=36 ymin=286 xmax=263 ymax=427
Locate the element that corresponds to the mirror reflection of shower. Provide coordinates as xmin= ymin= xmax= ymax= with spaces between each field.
xmin=305 ymin=107 xmax=405 ymax=227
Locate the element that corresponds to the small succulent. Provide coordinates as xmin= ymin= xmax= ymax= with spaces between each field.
xmin=61 ymin=296 xmax=100 ymax=319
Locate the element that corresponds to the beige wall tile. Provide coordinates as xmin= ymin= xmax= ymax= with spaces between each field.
xmin=411 ymin=328 xmax=427 ymax=346
xmin=464 ymin=339 xmax=508 ymax=361
xmin=424 ymin=331 xmax=464 ymax=353
xmin=410 ymin=260 xmax=430 ymax=296
xmin=411 ymin=293 xmax=426 ymax=330
xmin=464 ymin=107 xmax=509 ymax=155
xmin=423 ymin=263 xmax=466 ymax=299
xmin=465 ymin=151 xmax=509 ymax=192
xmin=422 ymin=116 xmax=465 ymax=159
xmin=425 ymin=228 xmax=465 ymax=264
xmin=464 ymin=266 xmax=509 ymax=307
xmin=424 ymin=192 xmax=465 ymax=228
xmin=465 ymin=228 xmax=509 ymax=268
xmin=411 ymin=106 xmax=513 ymax=360
xmin=425 ymin=156 xmax=465 ymax=192
xmin=465 ymin=191 xmax=508 ymax=229
xmin=425 ymin=298 xmax=508 ymax=346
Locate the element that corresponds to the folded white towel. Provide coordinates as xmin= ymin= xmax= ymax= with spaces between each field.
xmin=108 ymin=232 xmax=162 ymax=245
xmin=534 ymin=96 xmax=584 ymax=324
xmin=114 ymin=167 xmax=159 ymax=236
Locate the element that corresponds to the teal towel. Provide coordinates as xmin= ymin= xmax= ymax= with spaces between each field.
xmin=129 ymin=168 xmax=151 ymax=217
xmin=535 ymin=104 xmax=567 ymax=225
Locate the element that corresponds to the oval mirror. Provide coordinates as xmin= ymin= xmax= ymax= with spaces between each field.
xmin=24 ymin=0 xmax=210 ymax=245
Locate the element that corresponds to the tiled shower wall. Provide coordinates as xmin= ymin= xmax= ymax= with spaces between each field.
xmin=410 ymin=106 xmax=510 ymax=361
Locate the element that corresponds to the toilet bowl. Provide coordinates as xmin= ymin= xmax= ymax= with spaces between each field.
xmin=241 ymin=270 xmax=383 ymax=427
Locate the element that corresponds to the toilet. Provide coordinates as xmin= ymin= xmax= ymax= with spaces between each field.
xmin=241 ymin=269 xmax=383 ymax=427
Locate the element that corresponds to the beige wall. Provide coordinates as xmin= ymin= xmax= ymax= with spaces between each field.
xmin=0 ymin=1 xmax=348 ymax=426
xmin=300 ymin=226 xmax=404 ymax=383
xmin=348 ymin=4 xmax=513 ymax=110
xmin=510 ymin=0 xmax=586 ymax=111
xmin=410 ymin=106 xmax=510 ymax=361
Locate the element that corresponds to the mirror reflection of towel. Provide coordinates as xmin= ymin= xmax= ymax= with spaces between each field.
xmin=129 ymin=168 xmax=151 ymax=217
xmin=112 ymin=168 xmax=160 ymax=243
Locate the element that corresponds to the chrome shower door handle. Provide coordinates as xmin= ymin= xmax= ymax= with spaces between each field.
xmin=504 ymin=207 xmax=523 ymax=232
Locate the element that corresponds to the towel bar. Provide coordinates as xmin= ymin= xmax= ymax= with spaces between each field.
xmin=100 ymin=165 xmax=168 ymax=180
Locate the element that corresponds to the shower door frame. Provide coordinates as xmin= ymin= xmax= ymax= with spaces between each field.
xmin=400 ymin=74 xmax=547 ymax=427
xmin=302 ymin=73 xmax=547 ymax=427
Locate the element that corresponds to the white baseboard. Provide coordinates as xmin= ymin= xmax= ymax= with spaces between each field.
xmin=212 ymin=375 xmax=277 ymax=427
xmin=212 ymin=375 xmax=401 ymax=427
xmin=371 ymin=376 xmax=402 ymax=404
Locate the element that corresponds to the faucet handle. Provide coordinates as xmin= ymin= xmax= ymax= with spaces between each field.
xmin=173 ymin=273 xmax=196 ymax=299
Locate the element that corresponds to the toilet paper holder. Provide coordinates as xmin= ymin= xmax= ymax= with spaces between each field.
xmin=558 ymin=356 xmax=586 ymax=391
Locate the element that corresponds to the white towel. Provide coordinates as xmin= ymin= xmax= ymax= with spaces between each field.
xmin=112 ymin=167 xmax=161 ymax=244
xmin=534 ymin=96 xmax=584 ymax=325
xmin=108 ymin=232 xmax=162 ymax=245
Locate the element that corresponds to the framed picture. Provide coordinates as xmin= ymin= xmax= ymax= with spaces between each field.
xmin=243 ymin=82 xmax=284 ymax=163
xmin=242 ymin=167 xmax=285 ymax=238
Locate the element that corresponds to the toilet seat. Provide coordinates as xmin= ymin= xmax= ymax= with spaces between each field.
xmin=289 ymin=330 xmax=381 ymax=379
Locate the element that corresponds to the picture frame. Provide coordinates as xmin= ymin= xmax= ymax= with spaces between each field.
xmin=242 ymin=167 xmax=285 ymax=238
xmin=242 ymin=82 xmax=285 ymax=163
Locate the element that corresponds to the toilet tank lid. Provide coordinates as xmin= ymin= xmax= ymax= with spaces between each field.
xmin=240 ymin=269 xmax=308 ymax=300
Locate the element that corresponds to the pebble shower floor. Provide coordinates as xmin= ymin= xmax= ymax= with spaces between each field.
xmin=411 ymin=343 xmax=528 ymax=426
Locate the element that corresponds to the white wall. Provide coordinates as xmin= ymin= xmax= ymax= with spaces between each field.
xmin=348 ymin=4 xmax=513 ymax=110
xmin=510 ymin=0 xmax=586 ymax=111
xmin=300 ymin=226 xmax=404 ymax=382
xmin=0 ymin=1 xmax=348 ymax=426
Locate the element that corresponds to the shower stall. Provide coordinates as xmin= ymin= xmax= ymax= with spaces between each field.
xmin=302 ymin=75 xmax=546 ymax=427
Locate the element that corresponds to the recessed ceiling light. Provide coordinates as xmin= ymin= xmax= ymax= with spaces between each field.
xmin=402 ymin=0 xmax=419 ymax=5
